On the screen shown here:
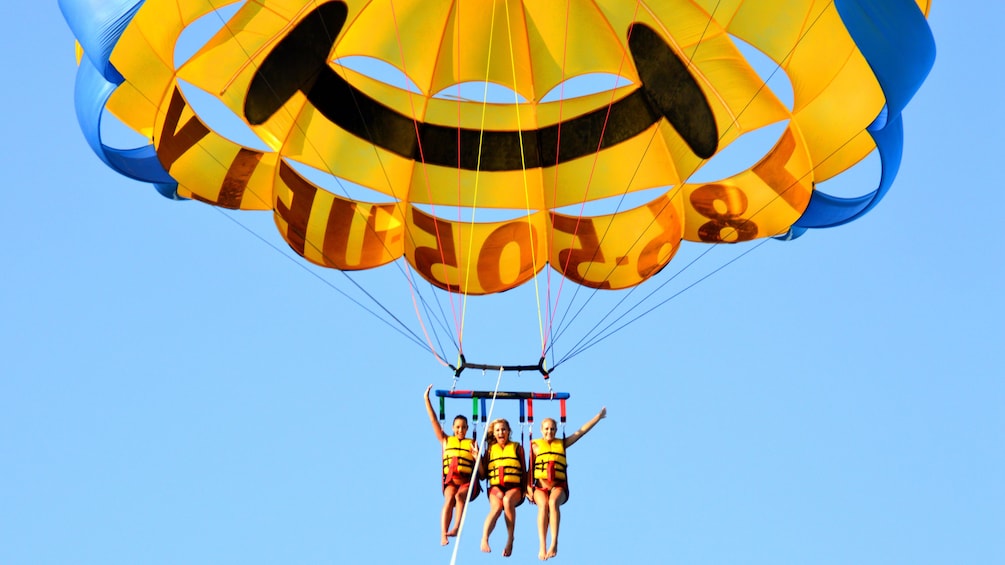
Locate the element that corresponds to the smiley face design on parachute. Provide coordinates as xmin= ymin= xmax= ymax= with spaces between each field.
xmin=243 ymin=0 xmax=719 ymax=170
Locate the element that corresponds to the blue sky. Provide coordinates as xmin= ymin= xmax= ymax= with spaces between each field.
xmin=3 ymin=3 xmax=1003 ymax=564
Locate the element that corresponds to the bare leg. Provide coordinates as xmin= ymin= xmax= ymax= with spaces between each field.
xmin=447 ymin=484 xmax=470 ymax=537
xmin=440 ymin=484 xmax=458 ymax=545
xmin=501 ymin=489 xmax=521 ymax=557
xmin=534 ymin=489 xmax=551 ymax=560
xmin=482 ymin=489 xmax=504 ymax=553
xmin=546 ymin=487 xmax=566 ymax=558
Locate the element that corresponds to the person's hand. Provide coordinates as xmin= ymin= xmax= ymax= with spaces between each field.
xmin=425 ymin=384 xmax=433 ymax=398
xmin=598 ymin=407 xmax=607 ymax=419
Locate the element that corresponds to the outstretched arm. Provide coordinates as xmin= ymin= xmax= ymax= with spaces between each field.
xmin=424 ymin=384 xmax=447 ymax=442
xmin=564 ymin=406 xmax=607 ymax=449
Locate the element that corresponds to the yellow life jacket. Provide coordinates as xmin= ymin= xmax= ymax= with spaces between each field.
xmin=442 ymin=436 xmax=475 ymax=482
xmin=532 ymin=438 xmax=568 ymax=483
xmin=487 ymin=442 xmax=523 ymax=487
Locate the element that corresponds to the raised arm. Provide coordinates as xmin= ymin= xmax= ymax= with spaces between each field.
xmin=424 ymin=384 xmax=447 ymax=442
xmin=563 ymin=406 xmax=607 ymax=449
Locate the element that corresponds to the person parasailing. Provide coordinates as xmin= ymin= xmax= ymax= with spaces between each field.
xmin=528 ymin=407 xmax=606 ymax=560
xmin=479 ymin=418 xmax=526 ymax=557
xmin=424 ymin=384 xmax=480 ymax=546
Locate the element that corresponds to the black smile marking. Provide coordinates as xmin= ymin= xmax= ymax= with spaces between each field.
xmin=244 ymin=0 xmax=718 ymax=171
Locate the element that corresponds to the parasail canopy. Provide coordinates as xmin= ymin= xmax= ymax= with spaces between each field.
xmin=60 ymin=0 xmax=935 ymax=370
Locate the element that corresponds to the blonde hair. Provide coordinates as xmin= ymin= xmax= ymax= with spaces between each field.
xmin=485 ymin=418 xmax=512 ymax=446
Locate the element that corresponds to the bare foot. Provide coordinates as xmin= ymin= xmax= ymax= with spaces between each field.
xmin=503 ymin=537 xmax=514 ymax=557
xmin=481 ymin=538 xmax=491 ymax=553
xmin=446 ymin=528 xmax=458 ymax=537
xmin=538 ymin=548 xmax=548 ymax=560
xmin=547 ymin=545 xmax=558 ymax=559
xmin=440 ymin=534 xmax=449 ymax=546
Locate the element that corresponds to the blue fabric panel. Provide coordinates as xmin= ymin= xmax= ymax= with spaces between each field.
xmin=834 ymin=0 xmax=937 ymax=124
xmin=791 ymin=0 xmax=935 ymax=233
xmin=795 ymin=114 xmax=904 ymax=229
xmin=58 ymin=0 xmax=146 ymax=83
xmin=73 ymin=54 xmax=178 ymax=188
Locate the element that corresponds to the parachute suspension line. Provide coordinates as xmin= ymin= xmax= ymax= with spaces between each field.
xmin=552 ymin=0 xmax=842 ymax=365
xmin=452 ymin=1 xmax=468 ymax=369
xmin=542 ymin=1 xmax=748 ymax=363
xmin=546 ymin=1 xmax=723 ymax=354
xmin=502 ymin=0 xmax=548 ymax=358
xmin=388 ymin=0 xmax=466 ymax=360
xmin=448 ymin=367 xmax=506 ymax=565
xmin=541 ymin=0 xmax=575 ymax=369
xmin=456 ymin=0 xmax=499 ymax=359
xmin=543 ymin=0 xmax=644 ymax=355
xmin=545 ymin=4 xmax=740 ymax=365
xmin=321 ymin=10 xmax=460 ymax=365
xmin=207 ymin=2 xmax=462 ymax=366
xmin=557 ymin=238 xmax=770 ymax=368
xmin=178 ymin=8 xmax=455 ymax=360
xmin=211 ymin=208 xmax=439 ymax=354
xmin=402 ymin=263 xmax=457 ymax=368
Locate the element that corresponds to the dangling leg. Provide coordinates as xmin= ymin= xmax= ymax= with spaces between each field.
xmin=546 ymin=487 xmax=567 ymax=558
xmin=440 ymin=484 xmax=458 ymax=545
xmin=501 ymin=488 xmax=522 ymax=557
xmin=534 ymin=488 xmax=551 ymax=560
xmin=447 ymin=483 xmax=470 ymax=538
xmin=482 ymin=488 xmax=503 ymax=553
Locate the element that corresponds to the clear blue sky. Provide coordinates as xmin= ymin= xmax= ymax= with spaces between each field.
xmin=3 ymin=3 xmax=1002 ymax=564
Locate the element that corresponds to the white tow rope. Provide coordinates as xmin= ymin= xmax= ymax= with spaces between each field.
xmin=449 ymin=367 xmax=505 ymax=565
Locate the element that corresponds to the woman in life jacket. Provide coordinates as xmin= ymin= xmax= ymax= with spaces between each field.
xmin=478 ymin=418 xmax=526 ymax=557
xmin=424 ymin=385 xmax=481 ymax=546
xmin=527 ymin=407 xmax=606 ymax=560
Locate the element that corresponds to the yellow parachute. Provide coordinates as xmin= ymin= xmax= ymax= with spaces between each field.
xmin=61 ymin=0 xmax=935 ymax=371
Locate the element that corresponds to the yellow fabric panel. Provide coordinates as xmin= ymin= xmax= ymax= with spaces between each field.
xmin=151 ymin=82 xmax=274 ymax=210
xmin=682 ymin=125 xmax=812 ymax=242
xmin=107 ymin=0 xmax=242 ymax=133
xmin=274 ymin=160 xmax=404 ymax=270
xmin=724 ymin=0 xmax=825 ymax=64
xmin=408 ymin=164 xmax=546 ymax=210
xmin=285 ymin=100 xmax=415 ymax=203
xmin=105 ymin=15 xmax=173 ymax=137
xmin=720 ymin=1 xmax=884 ymax=184
xmin=530 ymin=86 xmax=634 ymax=126
xmin=422 ymin=84 xmax=537 ymax=130
xmin=404 ymin=207 xmax=548 ymax=295
xmin=339 ymin=0 xmax=454 ymax=95
xmin=618 ymin=0 xmax=791 ymax=172
xmin=547 ymin=122 xmax=681 ymax=210
xmin=520 ymin=1 xmax=638 ymax=99
xmin=105 ymin=84 xmax=156 ymax=140
xmin=549 ymin=192 xmax=683 ymax=290
xmin=430 ymin=0 xmax=534 ymax=101
xmin=180 ymin=2 xmax=314 ymax=151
